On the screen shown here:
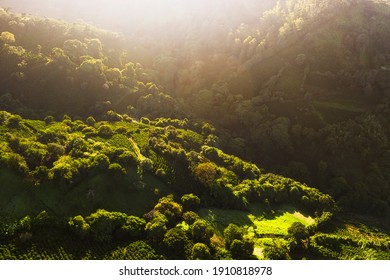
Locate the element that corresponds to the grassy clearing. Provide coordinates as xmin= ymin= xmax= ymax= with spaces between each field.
xmin=249 ymin=211 xmax=314 ymax=236
xmin=199 ymin=204 xmax=315 ymax=237
xmin=312 ymin=100 xmax=366 ymax=123
xmin=313 ymin=100 xmax=366 ymax=114
xmin=0 ymin=169 xmax=28 ymax=207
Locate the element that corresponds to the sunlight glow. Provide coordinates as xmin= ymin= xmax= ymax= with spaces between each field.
xmin=56 ymin=0 xmax=231 ymax=23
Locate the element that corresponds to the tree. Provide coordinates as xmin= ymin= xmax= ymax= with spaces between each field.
xmin=163 ymin=228 xmax=191 ymax=259
xmin=194 ymin=162 xmax=217 ymax=186
xmin=117 ymin=216 xmax=146 ymax=238
xmin=63 ymin=39 xmax=87 ymax=61
xmin=191 ymin=219 xmax=214 ymax=244
xmin=230 ymin=238 xmax=254 ymax=259
xmin=145 ymin=213 xmax=168 ymax=241
xmin=181 ymin=194 xmax=201 ymax=211
xmin=223 ymin=224 xmax=244 ymax=248
xmin=6 ymin=114 xmax=22 ymax=128
xmin=86 ymin=116 xmax=96 ymax=126
xmin=86 ymin=209 xmax=127 ymax=242
xmin=98 ymin=125 xmax=113 ymax=138
xmin=154 ymin=196 xmax=183 ymax=224
xmin=44 ymin=115 xmax=55 ymax=124
xmin=85 ymin=38 xmax=103 ymax=58
xmin=263 ymin=242 xmax=290 ymax=260
xmin=182 ymin=211 xmax=200 ymax=225
xmin=105 ymin=110 xmax=123 ymax=122
xmin=0 ymin=31 xmax=15 ymax=44
xmin=68 ymin=215 xmax=90 ymax=238
xmin=287 ymin=222 xmax=309 ymax=240
xmin=91 ymin=153 xmax=110 ymax=171
xmin=108 ymin=163 xmax=127 ymax=176
xmin=191 ymin=243 xmax=211 ymax=260
xmin=286 ymin=222 xmax=309 ymax=251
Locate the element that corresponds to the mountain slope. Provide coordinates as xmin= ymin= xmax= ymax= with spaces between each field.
xmin=1 ymin=1 xmax=390 ymax=260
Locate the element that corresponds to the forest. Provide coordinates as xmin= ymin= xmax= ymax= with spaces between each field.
xmin=0 ymin=0 xmax=389 ymax=260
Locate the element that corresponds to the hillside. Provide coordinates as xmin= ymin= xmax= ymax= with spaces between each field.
xmin=1 ymin=0 xmax=390 ymax=260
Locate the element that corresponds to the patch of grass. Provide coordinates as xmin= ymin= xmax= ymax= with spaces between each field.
xmin=313 ymin=100 xmax=366 ymax=114
xmin=2 ymin=190 xmax=46 ymax=219
xmin=250 ymin=211 xmax=314 ymax=236
xmin=0 ymin=169 xmax=29 ymax=207
xmin=312 ymin=100 xmax=365 ymax=123
xmin=199 ymin=204 xmax=315 ymax=237
xmin=199 ymin=207 xmax=253 ymax=234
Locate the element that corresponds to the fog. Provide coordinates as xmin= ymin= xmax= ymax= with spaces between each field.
xmin=0 ymin=0 xmax=275 ymax=34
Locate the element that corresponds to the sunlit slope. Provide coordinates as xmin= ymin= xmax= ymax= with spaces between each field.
xmin=0 ymin=111 xmax=335 ymax=218
xmin=177 ymin=0 xmax=390 ymax=218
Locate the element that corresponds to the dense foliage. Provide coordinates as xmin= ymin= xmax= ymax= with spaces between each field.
xmin=1 ymin=0 xmax=390 ymax=259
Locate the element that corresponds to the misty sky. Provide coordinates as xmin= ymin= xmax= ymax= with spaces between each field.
xmin=0 ymin=0 xmax=271 ymax=34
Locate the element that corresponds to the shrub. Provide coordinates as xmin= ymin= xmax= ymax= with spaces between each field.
xmin=86 ymin=209 xmax=127 ymax=242
xmin=86 ymin=116 xmax=96 ymax=126
xmin=223 ymin=224 xmax=244 ymax=248
xmin=44 ymin=115 xmax=55 ymax=124
xmin=117 ymin=216 xmax=146 ymax=238
xmin=154 ymin=196 xmax=183 ymax=223
xmin=6 ymin=114 xmax=22 ymax=128
xmin=163 ymin=228 xmax=191 ymax=259
xmin=98 ymin=125 xmax=113 ymax=138
xmin=105 ymin=110 xmax=122 ymax=122
xmin=108 ymin=163 xmax=127 ymax=175
xmin=191 ymin=219 xmax=214 ymax=244
xmin=183 ymin=211 xmax=200 ymax=225
xmin=192 ymin=243 xmax=211 ymax=260
xmin=230 ymin=238 xmax=254 ymax=259
xmin=181 ymin=194 xmax=201 ymax=211
xmin=68 ymin=215 xmax=90 ymax=238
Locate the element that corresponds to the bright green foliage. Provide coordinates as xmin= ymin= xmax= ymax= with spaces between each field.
xmin=1 ymin=0 xmax=390 ymax=260
xmin=154 ymin=196 xmax=183 ymax=224
xmin=68 ymin=215 xmax=90 ymax=238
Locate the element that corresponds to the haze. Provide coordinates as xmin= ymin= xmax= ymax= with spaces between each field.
xmin=0 ymin=0 xmax=273 ymax=35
